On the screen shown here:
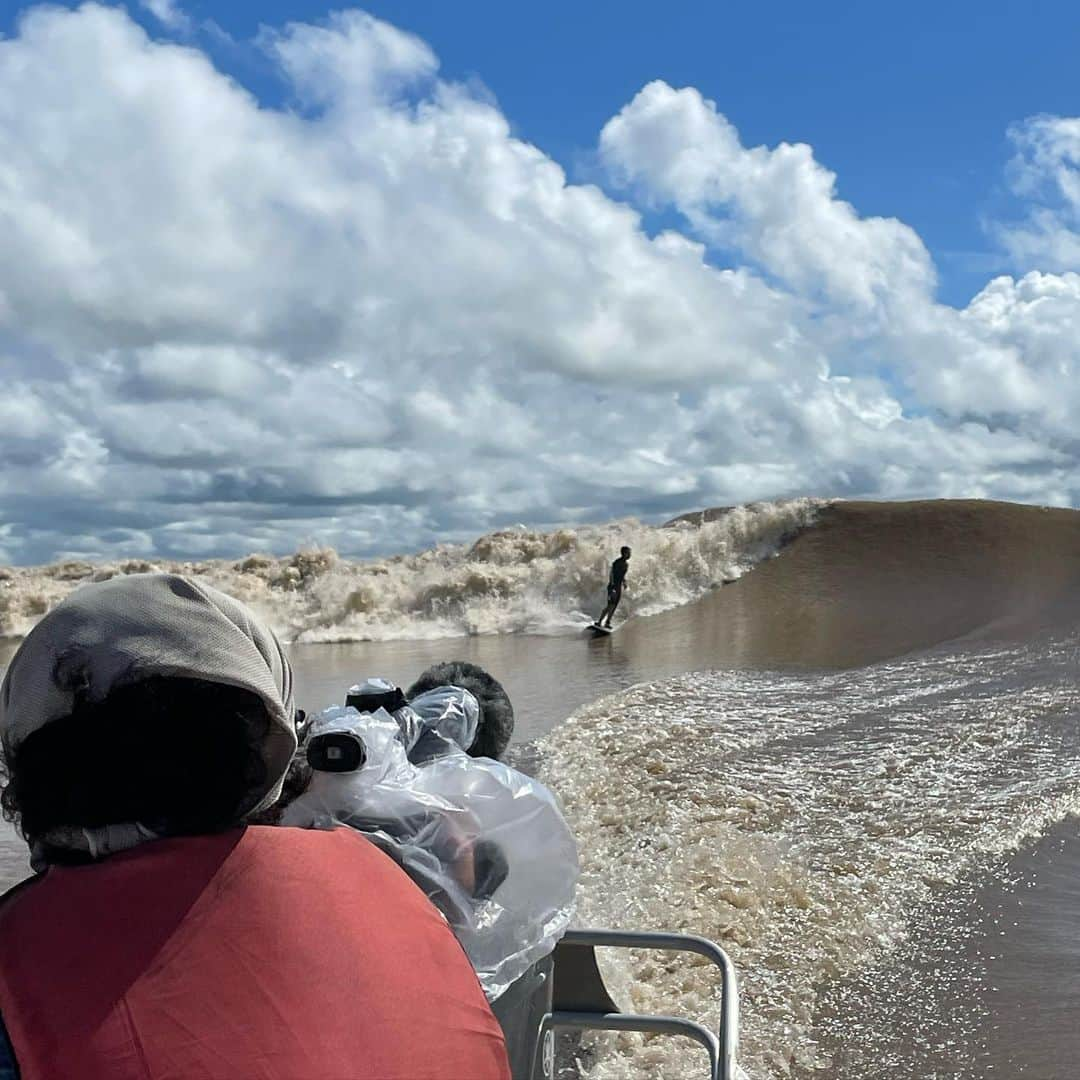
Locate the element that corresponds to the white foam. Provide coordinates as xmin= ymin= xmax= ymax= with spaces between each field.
xmin=538 ymin=638 xmax=1080 ymax=1077
xmin=0 ymin=500 xmax=824 ymax=643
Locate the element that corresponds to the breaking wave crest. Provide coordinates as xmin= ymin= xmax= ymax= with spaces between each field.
xmin=0 ymin=499 xmax=824 ymax=643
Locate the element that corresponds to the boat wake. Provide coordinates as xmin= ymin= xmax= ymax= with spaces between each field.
xmin=540 ymin=634 xmax=1080 ymax=1077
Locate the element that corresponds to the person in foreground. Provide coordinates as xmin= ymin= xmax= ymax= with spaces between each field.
xmin=595 ymin=545 xmax=631 ymax=628
xmin=0 ymin=573 xmax=510 ymax=1080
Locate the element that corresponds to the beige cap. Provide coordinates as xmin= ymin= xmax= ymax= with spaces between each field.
xmin=0 ymin=573 xmax=298 ymax=824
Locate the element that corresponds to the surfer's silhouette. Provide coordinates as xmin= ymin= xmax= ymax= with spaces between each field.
xmin=596 ymin=546 xmax=631 ymax=628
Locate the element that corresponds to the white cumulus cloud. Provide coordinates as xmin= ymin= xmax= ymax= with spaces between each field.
xmin=995 ymin=115 xmax=1080 ymax=271
xmin=0 ymin=4 xmax=1079 ymax=565
xmin=599 ymin=81 xmax=936 ymax=317
xmin=139 ymin=0 xmax=191 ymax=33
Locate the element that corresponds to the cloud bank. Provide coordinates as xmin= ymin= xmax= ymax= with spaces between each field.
xmin=1 ymin=3 xmax=1079 ymax=564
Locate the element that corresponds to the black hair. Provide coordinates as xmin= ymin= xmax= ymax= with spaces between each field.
xmin=0 ymin=676 xmax=270 ymax=854
xmin=406 ymin=661 xmax=514 ymax=760
xmin=621 ymin=546 xmax=631 ymax=556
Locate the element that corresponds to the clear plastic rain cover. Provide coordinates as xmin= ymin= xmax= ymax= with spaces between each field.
xmin=281 ymin=685 xmax=579 ymax=1000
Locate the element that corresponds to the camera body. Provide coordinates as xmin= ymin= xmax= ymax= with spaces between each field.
xmin=344 ymin=677 xmax=407 ymax=717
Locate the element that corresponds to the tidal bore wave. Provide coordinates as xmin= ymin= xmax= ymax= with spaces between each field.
xmin=0 ymin=499 xmax=822 ymax=643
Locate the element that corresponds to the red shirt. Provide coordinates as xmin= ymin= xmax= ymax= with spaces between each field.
xmin=0 ymin=826 xmax=510 ymax=1080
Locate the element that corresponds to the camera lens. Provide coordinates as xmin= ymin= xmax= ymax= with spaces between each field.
xmin=307 ymin=731 xmax=367 ymax=773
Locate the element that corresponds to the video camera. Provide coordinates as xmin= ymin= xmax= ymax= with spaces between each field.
xmin=282 ymin=665 xmax=578 ymax=1001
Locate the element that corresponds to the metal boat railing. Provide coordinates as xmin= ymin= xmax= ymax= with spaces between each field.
xmin=529 ymin=928 xmax=739 ymax=1080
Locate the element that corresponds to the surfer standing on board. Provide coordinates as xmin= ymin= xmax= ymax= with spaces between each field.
xmin=596 ymin=546 xmax=631 ymax=628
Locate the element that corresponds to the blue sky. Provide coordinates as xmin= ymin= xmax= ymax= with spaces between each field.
xmin=2 ymin=0 xmax=1080 ymax=566
xmin=5 ymin=0 xmax=1070 ymax=303
xmin=91 ymin=0 xmax=1080 ymax=307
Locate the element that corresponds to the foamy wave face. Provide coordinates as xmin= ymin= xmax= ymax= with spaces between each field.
xmin=0 ymin=500 xmax=823 ymax=642
xmin=538 ymin=638 xmax=1080 ymax=1078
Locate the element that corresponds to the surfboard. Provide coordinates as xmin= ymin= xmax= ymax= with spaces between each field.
xmin=586 ymin=621 xmax=615 ymax=637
